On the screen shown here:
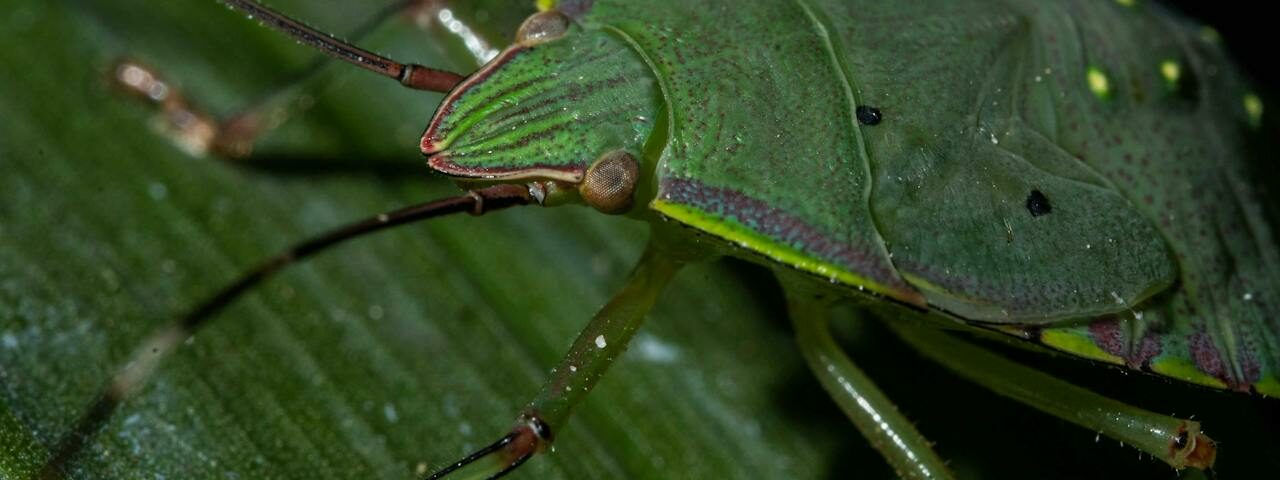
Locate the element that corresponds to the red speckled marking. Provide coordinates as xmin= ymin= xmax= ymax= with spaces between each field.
xmin=1088 ymin=318 xmax=1163 ymax=369
xmin=1190 ymin=330 xmax=1229 ymax=385
xmin=661 ymin=178 xmax=920 ymax=305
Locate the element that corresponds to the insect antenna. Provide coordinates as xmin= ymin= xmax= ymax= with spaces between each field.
xmin=38 ymin=184 xmax=533 ymax=479
xmin=222 ymin=0 xmax=465 ymax=92
xmin=230 ymin=0 xmax=438 ymax=118
xmin=250 ymin=0 xmax=427 ymax=99
xmin=112 ymin=0 xmax=440 ymax=158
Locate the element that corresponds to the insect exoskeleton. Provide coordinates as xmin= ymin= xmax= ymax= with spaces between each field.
xmin=418 ymin=0 xmax=1274 ymax=477
xmin=421 ymin=12 xmax=659 ymax=219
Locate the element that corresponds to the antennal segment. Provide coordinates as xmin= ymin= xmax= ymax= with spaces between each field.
xmin=222 ymin=0 xmax=465 ymax=92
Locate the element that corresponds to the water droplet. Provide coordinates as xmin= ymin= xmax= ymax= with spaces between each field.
xmin=148 ymin=182 xmax=168 ymax=201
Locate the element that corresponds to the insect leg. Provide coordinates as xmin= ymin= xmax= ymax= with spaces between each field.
xmin=427 ymin=242 xmax=684 ymax=479
xmin=786 ymin=291 xmax=955 ymax=480
xmin=112 ymin=0 xmax=433 ymax=158
xmin=891 ymin=324 xmax=1217 ymax=471
xmin=37 ymin=184 xmax=532 ymax=480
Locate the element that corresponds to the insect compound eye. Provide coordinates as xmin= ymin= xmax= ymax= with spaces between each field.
xmin=516 ymin=10 xmax=572 ymax=45
xmin=580 ymin=150 xmax=640 ymax=215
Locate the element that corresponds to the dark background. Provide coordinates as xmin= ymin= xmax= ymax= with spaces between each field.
xmin=1169 ymin=1 xmax=1275 ymax=88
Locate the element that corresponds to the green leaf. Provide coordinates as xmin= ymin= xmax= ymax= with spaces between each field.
xmin=1 ymin=1 xmax=1275 ymax=479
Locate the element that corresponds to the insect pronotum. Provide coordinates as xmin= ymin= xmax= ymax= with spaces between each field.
xmin=9 ymin=0 xmax=1278 ymax=478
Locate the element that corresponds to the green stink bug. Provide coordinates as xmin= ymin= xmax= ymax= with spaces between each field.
xmin=4 ymin=0 xmax=1277 ymax=479
xmin=415 ymin=1 xmax=1278 ymax=476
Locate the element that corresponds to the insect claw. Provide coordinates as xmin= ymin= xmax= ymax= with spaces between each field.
xmin=426 ymin=415 xmax=550 ymax=480
xmin=425 ymin=431 xmax=517 ymax=480
xmin=490 ymin=451 xmax=534 ymax=480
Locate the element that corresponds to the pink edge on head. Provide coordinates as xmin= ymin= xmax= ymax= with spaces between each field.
xmin=421 ymin=46 xmax=530 ymax=156
xmin=427 ymin=154 xmax=586 ymax=183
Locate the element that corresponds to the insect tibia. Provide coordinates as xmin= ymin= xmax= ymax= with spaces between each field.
xmin=426 ymin=415 xmax=550 ymax=480
xmin=111 ymin=59 xmax=263 ymax=158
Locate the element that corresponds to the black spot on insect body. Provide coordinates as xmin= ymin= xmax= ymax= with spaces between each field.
xmin=1026 ymin=189 xmax=1052 ymax=217
xmin=856 ymin=106 xmax=882 ymax=125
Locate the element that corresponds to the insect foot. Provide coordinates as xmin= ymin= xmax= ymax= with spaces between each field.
xmin=427 ymin=414 xmax=552 ymax=480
